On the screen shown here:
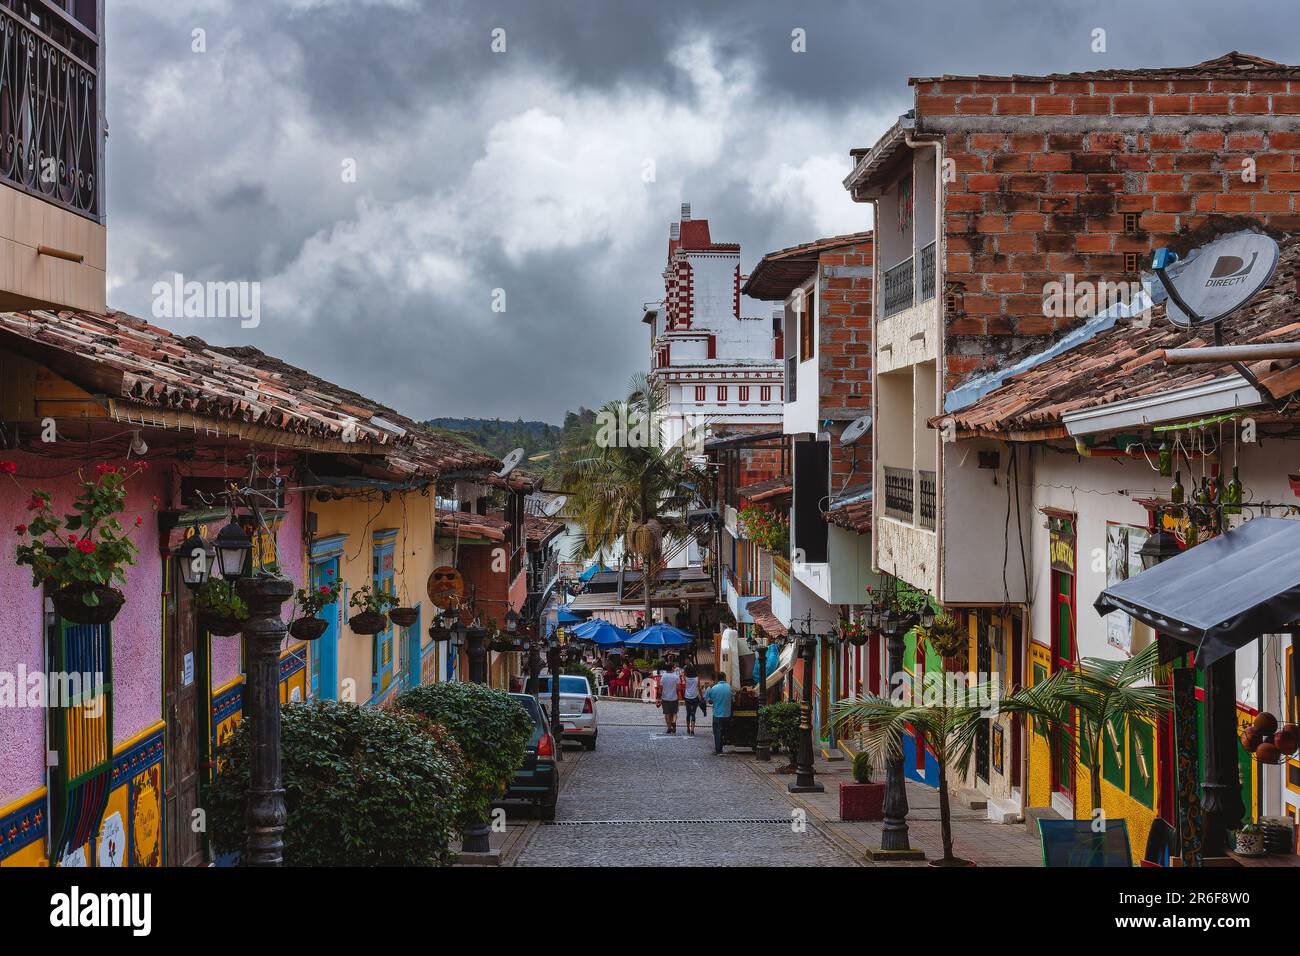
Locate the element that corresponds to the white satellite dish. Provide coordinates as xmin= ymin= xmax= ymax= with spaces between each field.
xmin=496 ymin=447 xmax=526 ymax=478
xmin=840 ymin=414 xmax=873 ymax=446
xmin=1155 ymin=230 xmax=1280 ymax=328
xmin=542 ymin=495 xmax=567 ymax=517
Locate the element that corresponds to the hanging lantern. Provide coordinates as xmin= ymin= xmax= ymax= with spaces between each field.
xmin=175 ymin=533 xmax=214 ymax=590
xmin=213 ymin=519 xmax=253 ymax=582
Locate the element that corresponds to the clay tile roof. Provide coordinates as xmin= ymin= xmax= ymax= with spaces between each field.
xmin=743 ymin=232 xmax=874 ymax=301
xmin=941 ymin=236 xmax=1300 ymax=440
xmin=825 ymin=488 xmax=873 ymax=535
xmin=0 ymin=307 xmax=500 ymax=477
xmin=747 ymin=597 xmax=788 ymax=638
xmin=739 ymin=475 xmax=793 ymax=502
xmin=436 ymin=509 xmax=508 ymax=541
xmin=910 ymin=51 xmax=1300 ymax=85
xmin=525 ymin=515 xmax=563 ymax=546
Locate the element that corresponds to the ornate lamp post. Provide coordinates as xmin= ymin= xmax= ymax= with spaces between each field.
xmin=867 ymin=577 xmax=927 ymax=860
xmin=547 ymin=626 xmax=564 ymax=762
xmin=788 ymin=619 xmax=824 ymax=794
xmin=182 ymin=514 xmax=293 ymax=866
xmin=753 ymin=628 xmax=771 ymax=762
xmin=465 ymin=620 xmax=489 ymax=685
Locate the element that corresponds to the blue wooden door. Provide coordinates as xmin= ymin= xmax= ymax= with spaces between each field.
xmin=309 ymin=556 xmax=340 ymax=700
xmin=372 ymin=540 xmax=396 ymax=699
xmin=400 ymin=605 xmax=422 ymax=690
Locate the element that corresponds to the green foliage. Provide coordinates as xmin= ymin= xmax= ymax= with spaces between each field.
xmin=348 ymin=584 xmax=398 ymax=615
xmin=294 ymin=573 xmax=341 ymax=618
xmin=738 ymin=505 xmax=789 ymax=556
xmin=759 ymin=700 xmax=802 ymax=759
xmin=207 ymin=700 xmax=467 ymax=866
xmin=396 ymin=681 xmax=534 ymax=828
xmin=196 ymin=579 xmax=249 ymax=621
xmin=851 ymin=750 xmax=873 ymax=784
xmin=11 ymin=463 xmax=145 ymax=604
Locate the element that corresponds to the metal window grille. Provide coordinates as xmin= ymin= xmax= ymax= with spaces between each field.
xmin=918 ymin=470 xmax=937 ymax=530
xmin=919 ymin=241 xmax=937 ymax=303
xmin=883 ymin=466 xmax=915 ymax=523
xmin=883 ymin=257 xmax=915 ymax=318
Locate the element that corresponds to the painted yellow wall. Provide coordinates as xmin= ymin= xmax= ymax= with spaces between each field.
xmin=309 ymin=490 xmax=440 ymax=703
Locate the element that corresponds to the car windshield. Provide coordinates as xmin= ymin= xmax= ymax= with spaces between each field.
xmin=537 ymin=676 xmax=590 ymax=694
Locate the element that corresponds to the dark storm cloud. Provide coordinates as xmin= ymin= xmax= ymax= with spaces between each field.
xmin=104 ymin=0 xmax=1300 ymax=424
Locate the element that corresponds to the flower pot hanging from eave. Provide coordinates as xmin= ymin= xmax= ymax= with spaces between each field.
xmin=388 ymin=606 xmax=418 ymax=628
xmin=200 ymin=612 xmax=244 ymax=637
xmin=51 ymin=583 xmax=125 ymax=626
xmin=289 ymin=617 xmax=328 ymax=642
xmin=349 ymin=611 xmax=388 ymax=635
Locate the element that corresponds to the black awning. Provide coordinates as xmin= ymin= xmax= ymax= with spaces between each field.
xmin=1094 ymin=517 xmax=1300 ymax=667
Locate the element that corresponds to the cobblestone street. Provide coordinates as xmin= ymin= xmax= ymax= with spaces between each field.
xmin=513 ymin=699 xmax=857 ymax=867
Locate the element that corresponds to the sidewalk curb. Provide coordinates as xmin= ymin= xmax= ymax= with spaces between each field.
xmin=740 ymin=758 xmax=874 ymax=865
xmin=499 ymin=746 xmax=586 ymax=867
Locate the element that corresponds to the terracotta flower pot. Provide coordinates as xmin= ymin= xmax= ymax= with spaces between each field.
xmin=51 ymin=583 xmax=125 ymax=626
xmin=289 ymin=617 xmax=328 ymax=642
xmin=349 ymin=611 xmax=387 ymax=635
xmin=839 ymin=782 xmax=886 ymax=821
xmin=388 ymin=607 xmax=418 ymax=628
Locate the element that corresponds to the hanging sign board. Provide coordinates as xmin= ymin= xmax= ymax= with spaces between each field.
xmin=426 ymin=566 xmax=464 ymax=609
xmin=1160 ymin=230 xmax=1280 ymax=328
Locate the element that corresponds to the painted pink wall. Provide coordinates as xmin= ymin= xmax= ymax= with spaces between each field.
xmin=0 ymin=453 xmax=165 ymax=806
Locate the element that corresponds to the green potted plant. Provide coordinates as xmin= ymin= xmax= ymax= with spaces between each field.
xmin=837 ymin=617 xmax=870 ymax=647
xmin=840 ymin=750 xmax=886 ymax=821
xmin=348 ymin=584 xmax=397 ymax=635
xmin=1232 ymin=822 xmax=1265 ymax=856
xmin=923 ymin=612 xmax=965 ymax=661
xmin=10 ymin=461 xmax=148 ymax=625
xmin=758 ymin=700 xmax=802 ymax=771
xmin=289 ymin=573 xmax=341 ymax=642
xmin=197 ymin=579 xmax=249 ymax=636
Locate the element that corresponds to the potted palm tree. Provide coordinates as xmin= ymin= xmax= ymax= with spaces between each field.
xmin=834 ymin=677 xmax=1000 ymax=865
xmin=997 ymin=642 xmax=1172 ymax=820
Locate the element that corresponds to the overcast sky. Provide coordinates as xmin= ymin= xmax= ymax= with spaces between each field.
xmin=105 ymin=0 xmax=1300 ymax=424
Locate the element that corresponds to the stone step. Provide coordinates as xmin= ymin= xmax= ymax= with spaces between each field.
xmin=955 ymin=788 xmax=988 ymax=811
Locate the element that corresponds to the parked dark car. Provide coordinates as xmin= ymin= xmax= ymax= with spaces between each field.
xmin=502 ymin=692 xmax=558 ymax=820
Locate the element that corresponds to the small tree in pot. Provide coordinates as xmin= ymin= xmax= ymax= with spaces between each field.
xmin=839 ymin=750 xmax=886 ymax=821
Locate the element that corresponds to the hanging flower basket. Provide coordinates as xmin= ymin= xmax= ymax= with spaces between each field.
xmin=490 ymin=639 xmax=520 ymax=653
xmin=51 ymin=583 xmax=126 ymax=626
xmin=349 ymin=611 xmax=387 ymax=635
xmin=923 ymin=613 xmax=965 ymax=658
xmin=389 ymin=606 xmax=419 ymax=628
xmin=289 ymin=617 xmax=328 ymax=642
xmin=200 ymin=612 xmax=244 ymax=637
xmin=837 ymin=618 xmax=869 ymax=647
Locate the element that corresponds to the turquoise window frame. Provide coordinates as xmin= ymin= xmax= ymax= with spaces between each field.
xmin=370 ymin=530 xmax=398 ymax=701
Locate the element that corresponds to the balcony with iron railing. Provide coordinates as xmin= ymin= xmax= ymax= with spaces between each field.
xmin=882 ymin=466 xmax=915 ymax=523
xmin=919 ymin=241 xmax=936 ymax=303
xmin=0 ymin=1 xmax=102 ymax=221
xmin=918 ymin=469 xmax=936 ymax=530
xmin=882 ymin=256 xmax=914 ymax=318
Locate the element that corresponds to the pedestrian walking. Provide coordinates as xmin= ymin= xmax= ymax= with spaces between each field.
xmin=659 ymin=661 xmax=682 ymax=734
xmin=705 ymin=673 xmax=734 ymax=755
xmin=682 ymin=664 xmax=701 ymax=735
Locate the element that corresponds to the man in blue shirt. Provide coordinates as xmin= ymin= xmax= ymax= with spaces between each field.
xmin=705 ymin=674 xmax=733 ymax=754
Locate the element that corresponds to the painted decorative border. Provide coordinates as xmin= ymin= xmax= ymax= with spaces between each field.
xmin=110 ymin=724 xmax=165 ymax=789
xmin=212 ymin=681 xmax=244 ymax=726
xmin=280 ymin=646 xmax=307 ymax=682
xmin=0 ymin=791 xmax=47 ymax=859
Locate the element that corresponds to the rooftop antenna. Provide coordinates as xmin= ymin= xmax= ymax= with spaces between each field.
xmin=496 ymin=447 xmax=526 ymax=478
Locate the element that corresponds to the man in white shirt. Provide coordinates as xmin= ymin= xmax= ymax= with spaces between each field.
xmin=659 ymin=661 xmax=682 ymax=734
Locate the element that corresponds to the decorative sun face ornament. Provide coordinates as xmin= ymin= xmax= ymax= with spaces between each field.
xmin=426 ymin=565 xmax=464 ymax=610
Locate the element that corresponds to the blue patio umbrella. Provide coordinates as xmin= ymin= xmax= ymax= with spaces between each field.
xmin=578 ymin=562 xmax=610 ymax=583
xmin=571 ymin=618 xmax=631 ymax=648
xmin=625 ymin=622 xmax=694 ymax=648
xmin=555 ymin=606 xmax=584 ymax=624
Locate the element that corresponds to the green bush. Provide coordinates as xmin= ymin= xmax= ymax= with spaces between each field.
xmin=396 ymin=681 xmax=534 ymax=829
xmin=207 ymin=700 xmax=467 ymax=866
xmin=759 ymin=700 xmax=802 ymax=760
xmin=852 ymin=750 xmax=873 ymax=784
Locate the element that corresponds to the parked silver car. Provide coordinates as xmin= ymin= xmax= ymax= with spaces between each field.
xmin=534 ymin=675 xmax=598 ymax=750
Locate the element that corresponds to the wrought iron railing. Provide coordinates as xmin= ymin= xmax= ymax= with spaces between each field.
xmin=0 ymin=2 xmax=101 ymax=220
xmin=883 ymin=466 xmax=915 ymax=523
xmin=918 ymin=470 xmax=936 ymax=530
xmin=882 ymin=257 xmax=914 ymax=318
xmin=919 ymin=241 xmax=936 ymax=303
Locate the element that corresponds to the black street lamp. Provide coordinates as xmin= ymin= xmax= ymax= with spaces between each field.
xmin=788 ymin=621 xmax=824 ymax=794
xmin=753 ymin=629 xmax=771 ymax=762
xmin=1138 ymin=529 xmax=1182 ymax=571
xmin=213 ymin=518 xmax=253 ymax=582
xmin=176 ymin=533 xmax=214 ymax=590
xmin=465 ymin=621 xmax=489 ymax=685
xmin=547 ymin=629 xmax=564 ymax=761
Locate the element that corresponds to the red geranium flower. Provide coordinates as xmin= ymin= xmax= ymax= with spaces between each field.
xmin=14 ymin=523 xmax=27 ymax=534
xmin=27 ymin=495 xmax=43 ymax=510
xmin=135 ymin=516 xmax=144 ymax=527
xmin=76 ymin=538 xmax=97 ymax=555
xmin=0 ymin=461 xmax=16 ymax=474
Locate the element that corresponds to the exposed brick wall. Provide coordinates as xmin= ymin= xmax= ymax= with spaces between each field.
xmin=817 ymin=238 xmax=873 ymax=488
xmin=914 ymin=72 xmax=1300 ymax=389
xmin=457 ymin=543 xmax=509 ymax=623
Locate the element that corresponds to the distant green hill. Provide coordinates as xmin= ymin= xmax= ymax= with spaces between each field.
xmin=423 ymin=417 xmax=563 ymax=462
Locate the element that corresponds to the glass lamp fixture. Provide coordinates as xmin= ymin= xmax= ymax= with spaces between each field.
xmin=213 ymin=518 xmax=253 ymax=582
xmin=1138 ymin=529 xmax=1182 ymax=570
xmin=175 ymin=534 xmax=213 ymax=590
xmin=919 ymin=603 xmax=936 ymax=630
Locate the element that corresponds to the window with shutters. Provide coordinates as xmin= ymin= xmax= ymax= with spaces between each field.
xmin=799 ymin=288 xmax=814 ymax=362
xmin=761 ymin=385 xmax=772 ymax=402
xmin=695 ymin=385 xmax=706 ymax=402
xmin=717 ymin=385 xmax=728 ymax=403
xmin=738 ymin=386 xmax=750 ymax=402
